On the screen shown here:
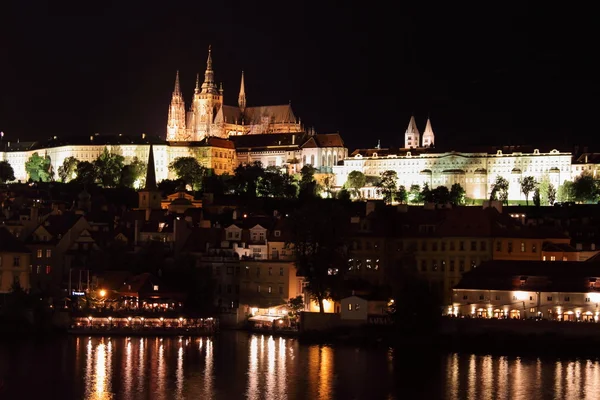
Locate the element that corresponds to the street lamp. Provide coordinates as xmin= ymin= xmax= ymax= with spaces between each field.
xmin=99 ymin=289 xmax=106 ymax=298
xmin=108 ymin=316 xmax=112 ymax=328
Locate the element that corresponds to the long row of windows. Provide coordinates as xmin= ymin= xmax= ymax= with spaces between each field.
xmin=215 ymin=265 xmax=286 ymax=277
xmin=36 ymin=249 xmax=52 ymax=258
xmin=496 ymin=241 xmax=537 ymax=253
xmin=420 ymin=259 xmax=477 ymax=273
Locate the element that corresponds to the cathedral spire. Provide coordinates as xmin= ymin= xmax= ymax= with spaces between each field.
xmin=404 ymin=115 xmax=420 ymax=149
xmin=174 ymin=70 xmax=182 ymax=95
xmin=195 ymin=73 xmax=200 ymax=93
xmin=201 ymin=45 xmax=218 ymax=94
xmin=166 ymin=71 xmax=187 ymax=141
xmin=422 ymin=117 xmax=435 ymax=148
xmin=145 ymin=144 xmax=157 ymax=191
xmin=238 ymin=70 xmax=246 ymax=112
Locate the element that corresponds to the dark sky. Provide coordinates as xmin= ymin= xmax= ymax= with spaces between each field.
xmin=0 ymin=3 xmax=595 ymax=151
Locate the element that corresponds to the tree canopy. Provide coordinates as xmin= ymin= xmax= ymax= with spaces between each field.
xmin=94 ymin=148 xmax=125 ymax=188
xmin=519 ymin=176 xmax=537 ymax=206
xmin=346 ymin=170 xmax=366 ymax=199
xmin=25 ymin=153 xmax=53 ymax=182
xmin=169 ymin=157 xmax=206 ymax=191
xmin=0 ymin=160 xmax=15 ymax=183
xmin=58 ymin=156 xmax=79 ymax=183
xmin=490 ymin=176 xmax=509 ymax=204
xmin=289 ymin=199 xmax=350 ymax=313
xmin=376 ymin=170 xmax=398 ymax=204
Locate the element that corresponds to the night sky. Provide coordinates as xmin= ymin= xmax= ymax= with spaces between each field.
xmin=0 ymin=3 xmax=595 ymax=151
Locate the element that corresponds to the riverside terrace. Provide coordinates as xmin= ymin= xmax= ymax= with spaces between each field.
xmin=449 ymin=260 xmax=600 ymax=321
xmin=69 ymin=310 xmax=217 ymax=336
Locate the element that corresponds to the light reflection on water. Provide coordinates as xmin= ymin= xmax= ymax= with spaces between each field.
xmin=7 ymin=332 xmax=600 ymax=399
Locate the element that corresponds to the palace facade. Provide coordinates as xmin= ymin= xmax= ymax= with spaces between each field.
xmin=333 ymin=117 xmax=578 ymax=201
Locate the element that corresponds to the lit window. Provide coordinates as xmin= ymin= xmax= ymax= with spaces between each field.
xmin=37 ymin=249 xmax=42 ymax=258
xmin=153 ymin=285 xmax=159 ymax=291
xmin=36 ymin=265 xmax=41 ymax=274
xmin=348 ymin=303 xmax=352 ymax=311
xmin=268 ymin=286 xmax=272 ymax=294
xmin=46 ymin=249 xmax=52 ymax=258
xmin=257 ymin=285 xmax=261 ymax=293
xmin=550 ymin=256 xmax=556 ymax=261
xmin=520 ymin=242 xmax=526 ymax=252
xmin=355 ymin=303 xmax=360 ymax=311
xmin=45 ymin=265 xmax=51 ymax=274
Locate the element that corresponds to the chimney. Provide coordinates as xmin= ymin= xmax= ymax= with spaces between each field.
xmin=30 ymin=205 xmax=39 ymax=223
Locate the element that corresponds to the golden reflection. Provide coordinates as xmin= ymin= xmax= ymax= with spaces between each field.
xmin=265 ymin=336 xmax=276 ymax=399
xmin=137 ymin=338 xmax=145 ymax=395
xmin=511 ymin=357 xmax=523 ymax=399
xmin=317 ymin=346 xmax=334 ymax=399
xmin=85 ymin=339 xmax=93 ymax=399
xmin=586 ymin=360 xmax=600 ymax=400
xmin=176 ymin=344 xmax=184 ymax=399
xmin=467 ymin=354 xmax=476 ymax=400
xmin=480 ymin=355 xmax=492 ymax=398
xmin=204 ymin=338 xmax=213 ymax=397
xmin=447 ymin=353 xmax=459 ymax=400
xmin=555 ymin=360 xmax=564 ymax=399
xmin=124 ymin=340 xmax=132 ymax=399
xmin=155 ymin=341 xmax=165 ymax=400
xmin=86 ymin=340 xmax=112 ymax=400
xmin=497 ymin=356 xmax=508 ymax=400
xmin=277 ymin=337 xmax=286 ymax=395
xmin=247 ymin=335 xmax=259 ymax=400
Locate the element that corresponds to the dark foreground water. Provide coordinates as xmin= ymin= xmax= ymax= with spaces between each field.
xmin=1 ymin=331 xmax=600 ymax=399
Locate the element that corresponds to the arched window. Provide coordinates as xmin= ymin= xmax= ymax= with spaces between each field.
xmin=333 ymin=154 xmax=337 ymax=165
xmin=322 ymin=155 xmax=326 ymax=166
xmin=310 ymin=155 xmax=315 ymax=165
xmin=328 ymin=154 xmax=332 ymax=166
xmin=302 ymin=155 xmax=306 ymax=165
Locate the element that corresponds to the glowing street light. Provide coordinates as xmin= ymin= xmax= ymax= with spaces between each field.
xmin=99 ymin=289 xmax=106 ymax=297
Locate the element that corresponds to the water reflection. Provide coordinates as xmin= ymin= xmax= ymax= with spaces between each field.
xmin=16 ymin=332 xmax=600 ymax=399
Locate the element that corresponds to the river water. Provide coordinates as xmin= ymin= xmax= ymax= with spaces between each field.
xmin=1 ymin=331 xmax=599 ymax=399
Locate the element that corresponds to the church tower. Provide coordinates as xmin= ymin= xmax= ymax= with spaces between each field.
xmin=238 ymin=71 xmax=246 ymax=113
xmin=138 ymin=145 xmax=162 ymax=220
xmin=192 ymin=46 xmax=224 ymax=140
xmin=166 ymin=71 xmax=187 ymax=141
xmin=422 ymin=117 xmax=435 ymax=148
xmin=404 ymin=115 xmax=420 ymax=148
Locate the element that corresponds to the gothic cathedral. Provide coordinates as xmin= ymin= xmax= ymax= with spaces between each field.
xmin=166 ymin=47 xmax=303 ymax=142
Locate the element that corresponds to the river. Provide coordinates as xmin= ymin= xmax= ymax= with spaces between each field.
xmin=1 ymin=331 xmax=600 ymax=399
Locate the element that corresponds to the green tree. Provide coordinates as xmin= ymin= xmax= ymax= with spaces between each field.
xmin=572 ymin=174 xmax=598 ymax=203
xmin=557 ymin=181 xmax=575 ymax=203
xmin=376 ymin=170 xmax=398 ymax=204
xmin=94 ymin=147 xmax=125 ymax=188
xmin=431 ymin=185 xmax=450 ymax=205
xmin=395 ymin=185 xmax=408 ymax=204
xmin=519 ymin=176 xmax=537 ymax=206
xmin=538 ymin=174 xmax=551 ymax=205
xmin=299 ymin=164 xmax=319 ymax=200
xmin=337 ymin=188 xmax=351 ymax=201
xmin=490 ymin=175 xmax=509 ymax=205
xmin=57 ymin=156 xmax=79 ymax=182
xmin=547 ymin=183 xmax=557 ymax=205
xmin=408 ymin=184 xmax=421 ymax=204
xmin=120 ymin=157 xmax=147 ymax=188
xmin=232 ymin=161 xmax=264 ymax=196
xmin=258 ymin=166 xmax=287 ymax=197
xmin=346 ymin=170 xmax=366 ymax=199
xmin=287 ymin=295 xmax=305 ymax=317
xmin=169 ymin=157 xmax=206 ymax=191
xmin=421 ymin=182 xmax=433 ymax=203
xmin=0 ymin=160 xmax=15 ymax=183
xmin=322 ymin=176 xmax=334 ymax=199
xmin=75 ymin=161 xmax=97 ymax=185
xmin=532 ymin=188 xmax=541 ymax=207
xmin=25 ymin=152 xmax=52 ymax=182
xmin=449 ymin=183 xmax=466 ymax=205
xmin=289 ymin=199 xmax=349 ymax=313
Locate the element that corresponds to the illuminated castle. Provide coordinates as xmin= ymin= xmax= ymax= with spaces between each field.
xmin=166 ymin=46 xmax=303 ymax=142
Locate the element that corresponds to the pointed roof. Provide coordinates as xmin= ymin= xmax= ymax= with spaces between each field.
xmin=173 ymin=70 xmax=182 ymax=96
xmin=239 ymin=71 xmax=246 ymax=97
xmin=195 ymin=73 xmax=200 ymax=93
xmin=424 ymin=118 xmax=434 ymax=137
xmin=201 ymin=45 xmax=218 ymax=95
xmin=405 ymin=115 xmax=419 ymax=135
xmin=144 ymin=144 xmax=157 ymax=191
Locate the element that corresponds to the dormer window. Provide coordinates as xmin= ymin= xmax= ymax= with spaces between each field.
xmin=274 ymin=230 xmax=281 ymax=237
